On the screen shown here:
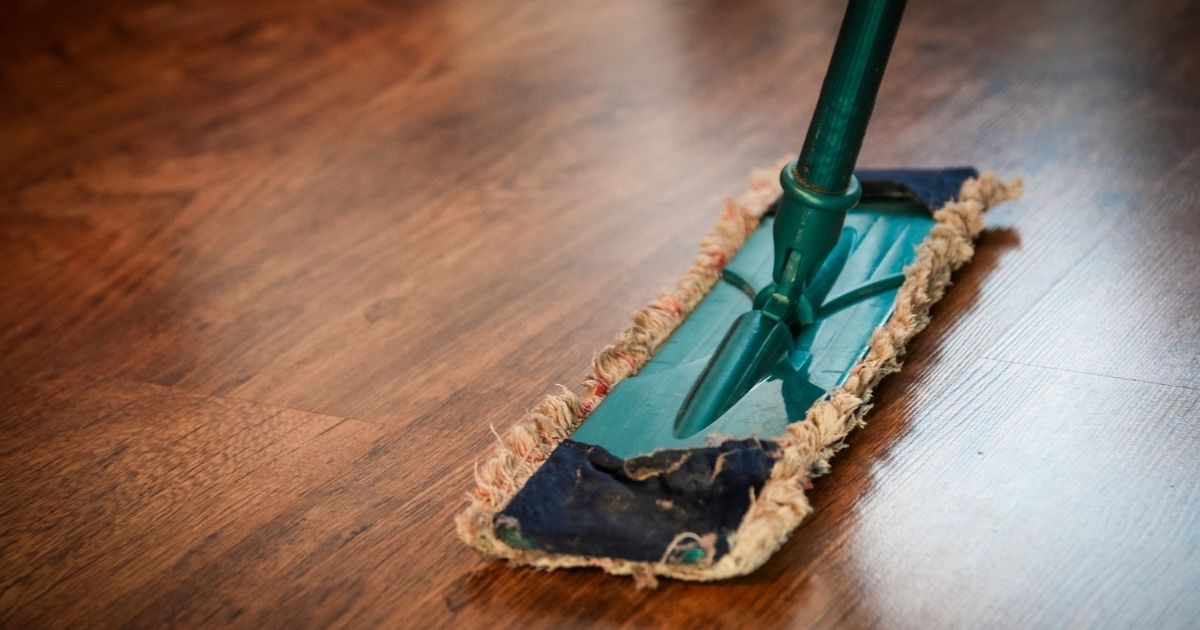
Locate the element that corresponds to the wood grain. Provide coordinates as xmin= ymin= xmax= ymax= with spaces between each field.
xmin=1 ymin=0 xmax=1198 ymax=627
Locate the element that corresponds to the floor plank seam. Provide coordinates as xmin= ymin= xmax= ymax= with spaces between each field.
xmin=979 ymin=357 xmax=1200 ymax=392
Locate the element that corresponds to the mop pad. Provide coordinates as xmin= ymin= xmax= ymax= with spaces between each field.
xmin=456 ymin=164 xmax=1021 ymax=586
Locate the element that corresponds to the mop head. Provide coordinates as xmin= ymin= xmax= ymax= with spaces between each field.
xmin=456 ymin=163 xmax=1021 ymax=587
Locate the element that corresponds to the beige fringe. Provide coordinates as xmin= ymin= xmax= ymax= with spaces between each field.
xmin=455 ymin=165 xmax=1022 ymax=586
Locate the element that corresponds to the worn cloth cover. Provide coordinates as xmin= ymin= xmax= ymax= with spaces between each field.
xmin=456 ymin=164 xmax=1021 ymax=586
xmin=493 ymin=169 xmax=978 ymax=564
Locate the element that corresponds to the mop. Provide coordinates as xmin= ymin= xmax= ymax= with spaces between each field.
xmin=456 ymin=0 xmax=1021 ymax=587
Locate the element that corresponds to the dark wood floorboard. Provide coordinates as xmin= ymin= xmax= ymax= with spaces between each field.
xmin=1 ymin=0 xmax=1198 ymax=627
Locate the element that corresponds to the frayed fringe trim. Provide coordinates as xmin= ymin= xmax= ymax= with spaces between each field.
xmin=455 ymin=164 xmax=1022 ymax=587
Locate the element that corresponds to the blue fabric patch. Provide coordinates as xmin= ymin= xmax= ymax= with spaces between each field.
xmin=496 ymin=438 xmax=780 ymax=562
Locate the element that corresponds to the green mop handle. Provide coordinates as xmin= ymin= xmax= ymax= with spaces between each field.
xmin=766 ymin=0 xmax=907 ymax=328
xmin=674 ymin=0 xmax=910 ymax=437
xmin=796 ymin=0 xmax=908 ymax=193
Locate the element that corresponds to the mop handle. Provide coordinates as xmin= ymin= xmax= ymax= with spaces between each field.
xmin=795 ymin=0 xmax=908 ymax=193
xmin=675 ymin=0 xmax=911 ymax=436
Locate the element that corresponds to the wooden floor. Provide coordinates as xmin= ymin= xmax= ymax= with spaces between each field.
xmin=2 ymin=0 xmax=1198 ymax=627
